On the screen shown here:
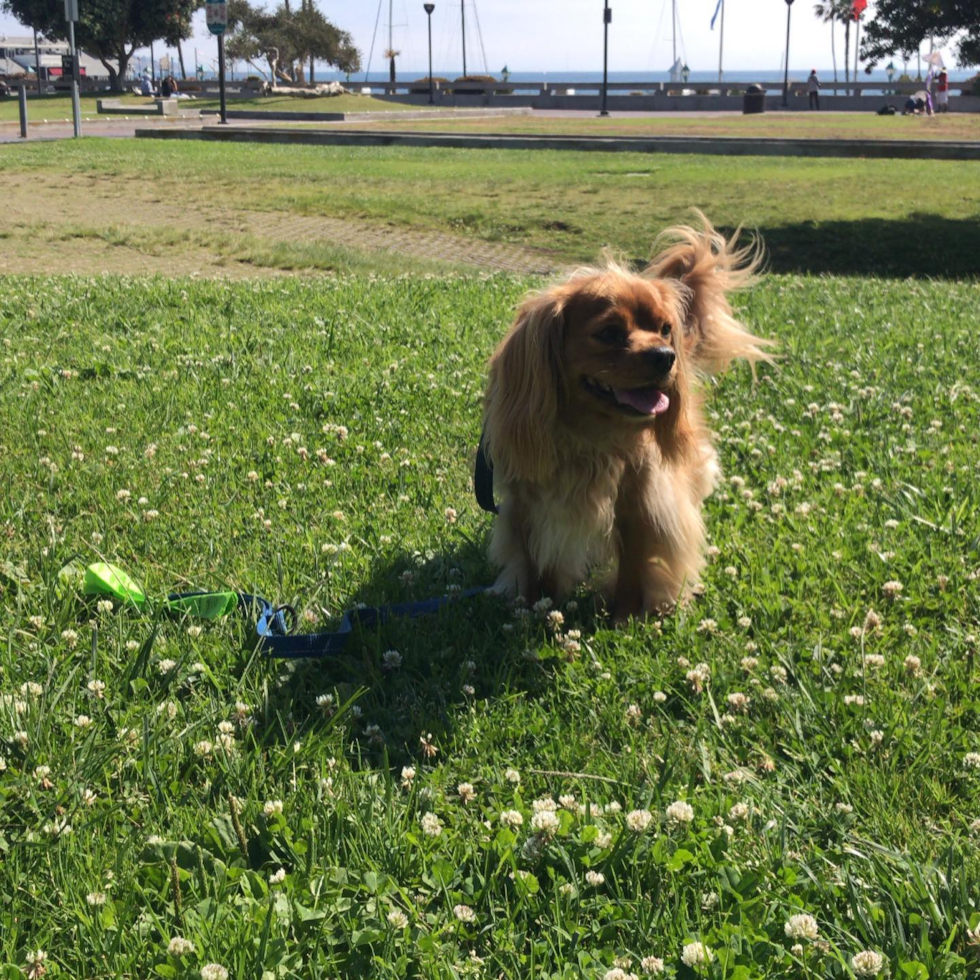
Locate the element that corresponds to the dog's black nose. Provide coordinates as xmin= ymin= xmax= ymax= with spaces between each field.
xmin=643 ymin=346 xmax=676 ymax=375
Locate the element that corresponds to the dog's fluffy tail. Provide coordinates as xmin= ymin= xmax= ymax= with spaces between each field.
xmin=644 ymin=211 xmax=776 ymax=375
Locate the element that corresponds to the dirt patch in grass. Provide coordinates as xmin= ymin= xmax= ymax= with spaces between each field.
xmin=0 ymin=172 xmax=561 ymax=277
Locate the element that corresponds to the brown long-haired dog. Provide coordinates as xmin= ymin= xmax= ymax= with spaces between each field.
xmin=482 ymin=214 xmax=774 ymax=621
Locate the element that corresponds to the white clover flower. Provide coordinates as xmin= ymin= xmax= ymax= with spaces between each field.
xmin=87 ymin=679 xmax=106 ymax=697
xmin=640 ymin=956 xmax=665 ymax=974
xmin=157 ymin=658 xmax=177 ymax=675
xmin=726 ymin=692 xmax=751 ymax=712
xmin=13 ymin=730 xmax=29 ymax=748
xmin=382 ymin=649 xmax=402 ymax=669
xmin=531 ymin=810 xmax=560 ymax=835
xmin=585 ymin=870 xmax=605 ymax=886
xmin=559 ymin=794 xmax=577 ymax=810
xmin=729 ymin=802 xmax=750 ymax=822
xmin=420 ymin=812 xmax=443 ymax=837
xmin=784 ymin=912 xmax=819 ymax=940
xmin=453 ymin=904 xmax=476 ymax=923
xmin=457 ymin=782 xmax=477 ymax=804
xmin=187 ymin=625 xmax=203 ymax=639
xmin=532 ymin=797 xmax=557 ymax=812
xmin=268 ymin=867 xmax=286 ymax=885
xmin=603 ymin=970 xmax=638 ymax=980
xmin=193 ymin=740 xmax=212 ymax=757
xmin=653 ymin=691 xmax=667 ymax=703
xmin=86 ymin=891 xmax=107 ymax=906
xmin=595 ymin=830 xmax=613 ymax=849
xmin=316 ymin=693 xmax=335 ymax=712
xmin=200 ymin=965 xmax=229 ymax=980
xmin=850 ymin=950 xmax=884 ymax=977
xmin=263 ymin=799 xmax=284 ymax=817
xmin=737 ymin=616 xmax=752 ymax=628
xmin=387 ymin=909 xmax=409 ymax=929
xmin=625 ymin=809 xmax=653 ymax=832
xmin=81 ymin=788 xmax=97 ymax=806
xmin=666 ymin=800 xmax=694 ymax=824
xmin=964 ymin=753 xmax=980 ymax=770
xmin=681 ymin=942 xmax=713 ymax=969
xmin=167 ymin=936 xmax=196 ymax=956
xmin=96 ymin=599 xmax=114 ymax=615
xmin=882 ymin=580 xmax=903 ymax=598
xmin=500 ymin=809 xmax=524 ymax=828
xmin=75 ymin=715 xmax=93 ymax=729
xmin=400 ymin=765 xmax=416 ymax=785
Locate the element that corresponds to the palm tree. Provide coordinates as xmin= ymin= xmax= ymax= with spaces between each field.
xmin=814 ymin=0 xmax=852 ymax=93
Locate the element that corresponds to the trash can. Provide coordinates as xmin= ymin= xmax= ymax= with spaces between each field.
xmin=743 ymin=84 xmax=766 ymax=115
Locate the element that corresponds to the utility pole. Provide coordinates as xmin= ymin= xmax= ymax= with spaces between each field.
xmin=600 ymin=0 xmax=611 ymax=117
xmin=33 ymin=26 xmax=44 ymax=96
xmin=717 ymin=0 xmax=725 ymax=83
xmin=461 ymin=0 xmax=467 ymax=76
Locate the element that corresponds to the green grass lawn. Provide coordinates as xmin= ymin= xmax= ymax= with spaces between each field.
xmin=2 ymin=139 xmax=979 ymax=279
xmin=1 ymin=271 xmax=980 ymax=978
xmin=0 ymin=92 xmax=428 ymax=123
xmin=337 ymin=111 xmax=980 ymax=143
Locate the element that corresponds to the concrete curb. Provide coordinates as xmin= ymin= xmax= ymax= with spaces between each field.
xmin=196 ymin=107 xmax=533 ymax=123
xmin=135 ymin=126 xmax=980 ymax=161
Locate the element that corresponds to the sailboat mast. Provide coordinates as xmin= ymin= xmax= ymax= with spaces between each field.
xmin=672 ymin=0 xmax=677 ymax=66
xmin=461 ymin=0 xmax=467 ymax=75
xmin=388 ymin=0 xmax=393 ymax=52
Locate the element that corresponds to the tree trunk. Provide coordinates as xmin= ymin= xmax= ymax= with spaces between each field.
xmin=310 ymin=55 xmax=314 ymax=84
xmin=177 ymin=40 xmax=187 ymax=80
xmin=389 ymin=55 xmax=395 ymax=85
xmin=831 ymin=20 xmax=837 ymax=83
xmin=843 ymin=18 xmax=850 ymax=95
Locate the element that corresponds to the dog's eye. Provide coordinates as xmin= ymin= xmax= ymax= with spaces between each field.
xmin=594 ymin=325 xmax=627 ymax=345
xmin=660 ymin=323 xmax=672 ymax=337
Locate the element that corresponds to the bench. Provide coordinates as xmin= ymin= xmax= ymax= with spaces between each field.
xmin=97 ymin=98 xmax=180 ymax=116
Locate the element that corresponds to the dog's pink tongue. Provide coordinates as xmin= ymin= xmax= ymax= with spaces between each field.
xmin=614 ymin=386 xmax=670 ymax=416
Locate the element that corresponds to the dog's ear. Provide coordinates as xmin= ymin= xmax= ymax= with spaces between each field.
xmin=644 ymin=211 xmax=774 ymax=374
xmin=484 ymin=289 xmax=565 ymax=484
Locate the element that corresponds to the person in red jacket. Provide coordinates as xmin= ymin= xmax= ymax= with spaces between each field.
xmin=936 ymin=69 xmax=949 ymax=114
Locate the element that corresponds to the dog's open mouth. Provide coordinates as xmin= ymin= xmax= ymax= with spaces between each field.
xmin=583 ymin=377 xmax=671 ymax=417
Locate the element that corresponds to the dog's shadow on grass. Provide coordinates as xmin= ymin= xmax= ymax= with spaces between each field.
xmin=264 ymin=536 xmax=589 ymax=766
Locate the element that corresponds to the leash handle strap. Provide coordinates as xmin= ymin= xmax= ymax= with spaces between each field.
xmin=167 ymin=588 xmax=487 ymax=660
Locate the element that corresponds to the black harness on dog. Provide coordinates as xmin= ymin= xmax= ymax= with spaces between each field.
xmin=474 ymin=425 xmax=498 ymax=515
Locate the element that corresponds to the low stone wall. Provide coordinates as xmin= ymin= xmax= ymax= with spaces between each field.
xmin=97 ymin=98 xmax=181 ymax=116
xmin=197 ymin=106 xmax=534 ymax=123
xmin=377 ymin=93 xmax=980 ymax=114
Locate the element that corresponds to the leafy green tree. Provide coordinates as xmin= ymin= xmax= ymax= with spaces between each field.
xmin=225 ymin=0 xmax=359 ymax=85
xmin=0 ymin=0 xmax=199 ymax=90
xmin=862 ymin=0 xmax=979 ymax=68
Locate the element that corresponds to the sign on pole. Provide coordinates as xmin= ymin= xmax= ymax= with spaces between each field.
xmin=64 ymin=0 xmax=78 ymax=20
xmin=206 ymin=0 xmax=228 ymax=36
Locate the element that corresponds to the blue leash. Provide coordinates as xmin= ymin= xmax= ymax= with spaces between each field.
xmin=167 ymin=588 xmax=488 ymax=659
xmin=163 ymin=432 xmax=497 ymax=659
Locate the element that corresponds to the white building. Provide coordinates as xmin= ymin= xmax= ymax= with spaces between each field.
xmin=0 ymin=34 xmax=115 ymax=80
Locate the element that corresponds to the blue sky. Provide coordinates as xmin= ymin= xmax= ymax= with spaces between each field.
xmin=0 ymin=0 xmax=962 ymax=76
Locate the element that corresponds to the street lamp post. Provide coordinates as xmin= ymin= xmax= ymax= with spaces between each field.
xmin=424 ymin=3 xmax=435 ymax=105
xmin=782 ymin=0 xmax=794 ymax=108
xmin=600 ymin=0 xmax=611 ymax=117
xmin=886 ymin=60 xmax=895 ymax=93
xmin=681 ymin=63 xmax=690 ymax=85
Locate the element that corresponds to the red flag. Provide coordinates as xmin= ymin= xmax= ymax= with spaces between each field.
xmin=852 ymin=0 xmax=867 ymax=18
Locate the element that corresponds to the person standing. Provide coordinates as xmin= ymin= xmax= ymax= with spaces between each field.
xmin=936 ymin=69 xmax=949 ymax=114
xmin=807 ymin=69 xmax=821 ymax=111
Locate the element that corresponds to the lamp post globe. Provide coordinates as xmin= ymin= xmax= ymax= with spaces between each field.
xmin=886 ymin=60 xmax=895 ymax=85
xmin=681 ymin=63 xmax=690 ymax=84
xmin=424 ymin=3 xmax=436 ymax=105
